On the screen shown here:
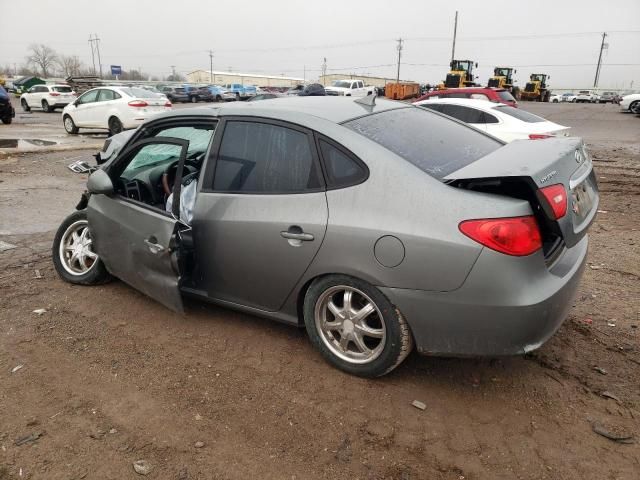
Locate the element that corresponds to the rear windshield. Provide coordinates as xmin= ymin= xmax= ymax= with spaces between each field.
xmin=119 ymin=87 xmax=162 ymax=98
xmin=493 ymin=105 xmax=545 ymax=123
xmin=496 ymin=90 xmax=515 ymax=101
xmin=579 ymin=91 xmax=590 ymax=94
xmin=344 ymin=107 xmax=501 ymax=181
xmin=52 ymin=86 xmax=73 ymax=93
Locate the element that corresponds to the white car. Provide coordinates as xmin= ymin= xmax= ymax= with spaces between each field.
xmin=325 ymin=79 xmax=375 ymax=97
xmin=415 ymin=98 xmax=570 ymax=143
xmin=576 ymin=90 xmax=599 ymax=103
xmin=561 ymin=92 xmax=577 ymax=103
xmin=62 ymin=86 xmax=172 ymax=136
xmin=549 ymin=93 xmax=562 ymax=103
xmin=20 ymin=84 xmax=76 ymax=112
xmin=619 ymin=93 xmax=640 ymax=113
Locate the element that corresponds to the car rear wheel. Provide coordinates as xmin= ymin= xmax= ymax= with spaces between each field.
xmin=63 ymin=115 xmax=79 ymax=134
xmin=21 ymin=99 xmax=30 ymax=112
xmin=304 ymin=275 xmax=413 ymax=377
xmin=108 ymin=117 xmax=123 ymax=136
xmin=190 ymin=96 xmax=198 ymax=103
xmin=42 ymin=100 xmax=52 ymax=113
xmin=216 ymin=95 xmax=222 ymax=102
xmin=1 ymin=116 xmax=12 ymax=125
xmin=629 ymin=101 xmax=640 ymax=114
xmin=52 ymin=210 xmax=111 ymax=285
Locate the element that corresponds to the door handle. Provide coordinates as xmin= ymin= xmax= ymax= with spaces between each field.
xmin=280 ymin=231 xmax=314 ymax=241
xmin=144 ymin=238 xmax=165 ymax=254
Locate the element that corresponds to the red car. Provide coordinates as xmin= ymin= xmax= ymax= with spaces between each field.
xmin=415 ymin=87 xmax=518 ymax=107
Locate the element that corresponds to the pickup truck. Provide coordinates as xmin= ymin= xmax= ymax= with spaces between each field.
xmin=576 ymin=90 xmax=600 ymax=103
xmin=223 ymin=84 xmax=257 ymax=100
xmin=324 ymin=79 xmax=375 ymax=97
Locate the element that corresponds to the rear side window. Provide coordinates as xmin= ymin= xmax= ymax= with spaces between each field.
xmin=439 ymin=104 xmax=486 ymax=124
xmin=420 ymin=103 xmax=443 ymax=112
xmin=345 ymin=107 xmax=501 ymax=181
xmin=493 ymin=105 xmax=545 ymax=123
xmin=318 ymin=139 xmax=367 ymax=189
xmin=496 ymin=90 xmax=516 ymax=102
xmin=213 ymin=121 xmax=321 ymax=193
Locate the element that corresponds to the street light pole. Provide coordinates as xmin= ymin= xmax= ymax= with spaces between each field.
xmin=209 ymin=50 xmax=214 ymax=84
xmin=396 ymin=38 xmax=403 ymax=83
xmin=593 ymin=32 xmax=607 ymax=88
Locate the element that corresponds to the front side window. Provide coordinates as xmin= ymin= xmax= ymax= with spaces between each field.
xmin=77 ymin=90 xmax=99 ymax=104
xmin=98 ymin=89 xmax=120 ymax=101
xmin=213 ymin=121 xmax=321 ymax=193
xmin=345 ymin=107 xmax=501 ymax=181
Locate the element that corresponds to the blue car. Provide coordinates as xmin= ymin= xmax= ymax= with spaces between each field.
xmin=223 ymin=83 xmax=257 ymax=100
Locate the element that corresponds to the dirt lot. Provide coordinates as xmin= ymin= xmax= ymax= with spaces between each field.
xmin=0 ymin=103 xmax=639 ymax=479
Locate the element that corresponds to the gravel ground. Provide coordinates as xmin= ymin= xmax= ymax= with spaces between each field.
xmin=0 ymin=103 xmax=638 ymax=480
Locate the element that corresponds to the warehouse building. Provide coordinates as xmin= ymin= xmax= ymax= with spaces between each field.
xmin=319 ymin=74 xmax=415 ymax=88
xmin=187 ymin=70 xmax=304 ymax=87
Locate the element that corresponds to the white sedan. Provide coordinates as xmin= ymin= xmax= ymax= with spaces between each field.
xmin=20 ymin=84 xmax=76 ymax=112
xmin=62 ymin=86 xmax=172 ymax=136
xmin=415 ymin=98 xmax=569 ymax=143
xmin=620 ymin=93 xmax=640 ymax=113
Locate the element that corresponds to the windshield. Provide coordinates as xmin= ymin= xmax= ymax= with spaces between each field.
xmin=119 ymin=87 xmax=162 ymax=98
xmin=493 ymin=105 xmax=545 ymax=123
xmin=332 ymin=81 xmax=352 ymax=88
xmin=53 ymin=86 xmax=73 ymax=93
xmin=345 ymin=107 xmax=501 ymax=181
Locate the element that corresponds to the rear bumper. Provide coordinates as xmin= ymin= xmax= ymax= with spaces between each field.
xmin=380 ymin=236 xmax=589 ymax=356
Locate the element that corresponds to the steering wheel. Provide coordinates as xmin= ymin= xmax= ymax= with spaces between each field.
xmin=161 ymin=159 xmax=199 ymax=197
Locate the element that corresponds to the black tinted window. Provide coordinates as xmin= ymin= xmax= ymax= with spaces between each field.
xmin=439 ymin=104 xmax=486 ymax=123
xmin=345 ymin=107 xmax=501 ymax=181
xmin=483 ymin=112 xmax=499 ymax=124
xmin=319 ymin=139 xmax=367 ymax=189
xmin=496 ymin=90 xmax=516 ymax=102
xmin=493 ymin=105 xmax=545 ymax=123
xmin=213 ymin=121 xmax=321 ymax=193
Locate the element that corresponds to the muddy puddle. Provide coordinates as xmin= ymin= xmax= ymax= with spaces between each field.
xmin=0 ymin=138 xmax=59 ymax=149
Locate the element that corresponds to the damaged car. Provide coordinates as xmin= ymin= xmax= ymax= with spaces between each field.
xmin=52 ymin=96 xmax=599 ymax=377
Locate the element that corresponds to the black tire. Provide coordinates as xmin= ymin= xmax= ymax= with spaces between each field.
xmin=63 ymin=115 xmax=79 ymax=134
xmin=572 ymin=98 xmax=577 ymax=103
xmin=629 ymin=101 xmax=639 ymax=114
xmin=52 ymin=210 xmax=112 ymax=286
xmin=108 ymin=116 xmax=123 ymax=136
xmin=190 ymin=96 xmax=198 ymax=103
xmin=42 ymin=100 xmax=52 ymax=113
xmin=303 ymin=275 xmax=414 ymax=377
xmin=235 ymin=93 xmax=240 ymax=101
xmin=1 ymin=116 xmax=11 ymax=125
xmin=21 ymin=99 xmax=30 ymax=112
xmin=216 ymin=95 xmax=222 ymax=102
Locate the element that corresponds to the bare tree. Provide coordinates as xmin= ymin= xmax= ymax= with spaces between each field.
xmin=57 ymin=55 xmax=83 ymax=78
xmin=26 ymin=44 xmax=58 ymax=78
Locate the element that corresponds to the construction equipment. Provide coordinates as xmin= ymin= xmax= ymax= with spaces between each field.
xmin=487 ymin=67 xmax=520 ymax=99
xmin=520 ymin=74 xmax=551 ymax=102
xmin=442 ymin=60 xmax=478 ymax=89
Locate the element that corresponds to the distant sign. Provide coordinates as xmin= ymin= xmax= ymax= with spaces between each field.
xmin=110 ymin=65 xmax=122 ymax=76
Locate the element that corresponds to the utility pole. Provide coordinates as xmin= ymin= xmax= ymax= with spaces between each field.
xmin=209 ymin=50 xmax=214 ymax=83
xmin=593 ymin=32 xmax=608 ymax=88
xmin=396 ymin=38 xmax=403 ymax=83
xmin=170 ymin=65 xmax=176 ymax=81
xmin=321 ymin=57 xmax=327 ymax=85
xmin=88 ymin=34 xmax=103 ymax=78
xmin=450 ymin=11 xmax=458 ymax=64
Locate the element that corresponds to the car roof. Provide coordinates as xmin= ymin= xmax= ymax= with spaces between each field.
xmin=155 ymin=96 xmax=409 ymax=124
xmin=416 ymin=97 xmax=502 ymax=111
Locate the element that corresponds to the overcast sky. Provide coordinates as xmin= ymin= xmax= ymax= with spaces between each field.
xmin=1 ymin=0 xmax=639 ymax=89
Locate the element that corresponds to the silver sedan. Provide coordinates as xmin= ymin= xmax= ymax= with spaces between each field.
xmin=52 ymin=97 xmax=599 ymax=377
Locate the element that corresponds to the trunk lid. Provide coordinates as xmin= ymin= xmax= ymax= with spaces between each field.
xmin=444 ymin=137 xmax=599 ymax=249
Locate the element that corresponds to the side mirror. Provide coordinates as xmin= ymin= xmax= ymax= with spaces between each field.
xmin=514 ymin=69 xmax=517 ymax=74
xmin=475 ymin=63 xmax=478 ymax=68
xmin=87 ymin=169 xmax=114 ymax=195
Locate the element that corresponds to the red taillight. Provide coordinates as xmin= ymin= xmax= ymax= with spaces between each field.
xmin=539 ymin=184 xmax=567 ymax=219
xmin=128 ymin=100 xmax=148 ymax=108
xmin=164 ymin=101 xmax=172 ymax=108
xmin=528 ymin=133 xmax=553 ymax=140
xmin=50 ymin=92 xmax=60 ymax=96
xmin=459 ymin=216 xmax=542 ymax=256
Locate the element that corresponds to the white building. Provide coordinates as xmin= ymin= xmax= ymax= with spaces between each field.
xmin=187 ymin=70 xmax=304 ymax=88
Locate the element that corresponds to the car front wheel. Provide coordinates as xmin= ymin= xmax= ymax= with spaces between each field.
xmin=42 ymin=100 xmax=52 ymax=112
xmin=629 ymin=101 xmax=640 ymax=114
xmin=52 ymin=210 xmax=111 ymax=285
xmin=63 ymin=115 xmax=79 ymax=134
xmin=304 ymin=275 xmax=413 ymax=377
xmin=21 ymin=99 xmax=30 ymax=112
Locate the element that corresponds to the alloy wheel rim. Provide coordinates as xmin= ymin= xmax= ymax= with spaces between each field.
xmin=64 ymin=117 xmax=73 ymax=131
xmin=59 ymin=220 xmax=98 ymax=276
xmin=315 ymin=286 xmax=386 ymax=364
